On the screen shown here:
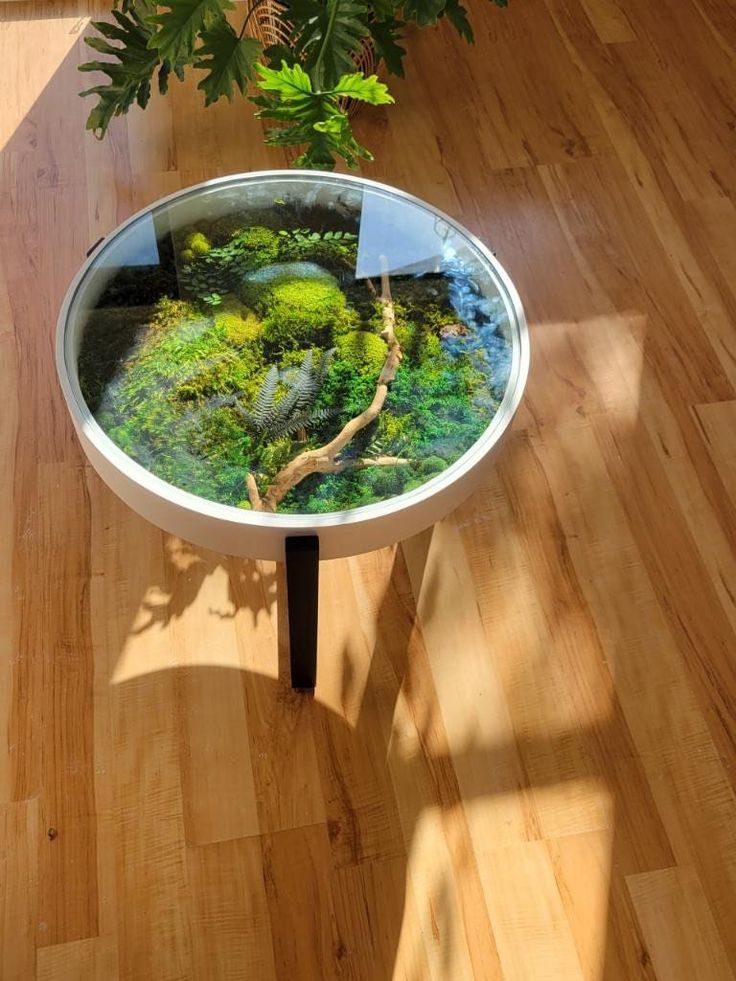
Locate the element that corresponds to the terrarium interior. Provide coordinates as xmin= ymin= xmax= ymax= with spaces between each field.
xmin=72 ymin=176 xmax=513 ymax=515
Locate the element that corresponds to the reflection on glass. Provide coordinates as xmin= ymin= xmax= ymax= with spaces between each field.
xmin=73 ymin=176 xmax=514 ymax=515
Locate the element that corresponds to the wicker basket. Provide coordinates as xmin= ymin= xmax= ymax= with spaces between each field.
xmin=246 ymin=2 xmax=378 ymax=116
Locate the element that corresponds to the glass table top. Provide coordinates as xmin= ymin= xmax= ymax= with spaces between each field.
xmin=67 ymin=173 xmax=522 ymax=516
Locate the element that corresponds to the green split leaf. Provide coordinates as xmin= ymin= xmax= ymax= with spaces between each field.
xmin=331 ymin=71 xmax=393 ymax=103
xmin=256 ymin=59 xmax=314 ymax=98
xmin=80 ymin=6 xmax=163 ymax=137
xmin=286 ymin=0 xmax=369 ymax=90
xmin=402 ymin=0 xmax=446 ymax=27
xmin=194 ymin=18 xmax=263 ymax=105
xmin=253 ymin=61 xmax=392 ymax=169
xmin=443 ymin=0 xmax=473 ymax=42
xmin=367 ymin=17 xmax=406 ymax=77
xmin=147 ymin=0 xmax=232 ymax=66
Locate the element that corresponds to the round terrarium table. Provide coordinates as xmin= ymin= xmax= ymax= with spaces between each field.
xmin=57 ymin=171 xmax=529 ymax=689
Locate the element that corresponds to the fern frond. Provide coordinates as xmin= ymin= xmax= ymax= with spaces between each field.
xmin=268 ymin=410 xmax=315 ymax=440
xmin=307 ymin=406 xmax=337 ymax=426
xmin=293 ymin=348 xmax=318 ymax=407
xmin=244 ymin=347 xmax=336 ymax=442
xmin=365 ymin=442 xmax=384 ymax=458
xmin=267 ymin=388 xmax=300 ymax=434
xmin=253 ymin=365 xmax=279 ymax=426
xmin=315 ymin=347 xmax=336 ymax=387
xmin=269 ymin=405 xmax=337 ymax=440
xmin=267 ymin=349 xmax=322 ymax=434
xmin=208 ymin=392 xmax=256 ymax=428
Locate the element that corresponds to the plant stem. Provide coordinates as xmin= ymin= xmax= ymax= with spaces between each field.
xmin=311 ymin=0 xmax=339 ymax=89
xmin=238 ymin=0 xmax=271 ymax=42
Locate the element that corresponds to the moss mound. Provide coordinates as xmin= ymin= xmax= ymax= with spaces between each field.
xmin=180 ymin=231 xmax=211 ymax=262
xmin=175 ymin=350 xmax=259 ymax=402
xmin=232 ymin=226 xmax=279 ymax=268
xmin=93 ymin=297 xmax=265 ymax=502
xmin=214 ymin=300 xmax=263 ymax=346
xmin=336 ymin=330 xmax=387 ymax=377
xmin=255 ymin=277 xmax=355 ymax=352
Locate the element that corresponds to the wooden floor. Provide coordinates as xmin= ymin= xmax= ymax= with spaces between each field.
xmin=2 ymin=0 xmax=736 ymax=977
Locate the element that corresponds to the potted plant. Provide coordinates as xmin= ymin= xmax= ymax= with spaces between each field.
xmin=80 ymin=0 xmax=508 ymax=169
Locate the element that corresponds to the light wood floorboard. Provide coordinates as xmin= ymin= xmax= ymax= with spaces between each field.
xmin=1 ymin=0 xmax=736 ymax=976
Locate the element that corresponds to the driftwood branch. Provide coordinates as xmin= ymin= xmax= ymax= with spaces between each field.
xmin=328 ymin=455 xmax=411 ymax=473
xmin=249 ymin=258 xmax=405 ymax=512
xmin=246 ymin=472 xmax=262 ymax=510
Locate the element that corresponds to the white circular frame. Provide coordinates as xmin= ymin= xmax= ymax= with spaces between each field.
xmin=57 ymin=170 xmax=530 ymax=561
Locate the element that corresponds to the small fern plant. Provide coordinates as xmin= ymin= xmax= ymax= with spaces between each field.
xmin=219 ymin=348 xmax=336 ymax=443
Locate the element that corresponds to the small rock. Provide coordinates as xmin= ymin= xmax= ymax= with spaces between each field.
xmin=439 ymin=322 xmax=470 ymax=339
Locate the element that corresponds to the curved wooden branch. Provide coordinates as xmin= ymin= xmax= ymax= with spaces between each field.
xmin=246 ymin=472 xmax=262 ymax=510
xmin=328 ymin=455 xmax=411 ymax=473
xmin=251 ymin=260 xmax=405 ymax=512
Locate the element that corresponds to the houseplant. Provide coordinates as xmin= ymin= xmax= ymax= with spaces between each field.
xmin=80 ymin=0 xmax=509 ymax=169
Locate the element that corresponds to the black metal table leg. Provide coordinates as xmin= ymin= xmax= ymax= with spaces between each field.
xmin=285 ymin=536 xmax=320 ymax=690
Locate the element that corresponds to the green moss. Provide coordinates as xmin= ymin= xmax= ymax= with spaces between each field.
xmin=209 ymin=214 xmax=247 ymax=243
xmin=210 ymin=212 xmax=248 ymax=245
xmin=149 ymin=297 xmax=192 ymax=332
xmin=258 ymin=437 xmax=294 ymax=477
xmin=260 ymin=278 xmax=355 ymax=352
xmin=395 ymin=320 xmax=412 ymax=352
xmin=188 ymin=406 xmax=253 ymax=470
xmin=214 ymin=300 xmax=263 ymax=346
xmin=316 ymin=355 xmax=376 ymax=421
xmin=369 ymin=466 xmax=405 ymax=497
xmin=402 ymin=476 xmax=426 ymax=494
xmin=387 ymin=277 xmax=461 ymax=367
xmin=375 ymin=411 xmax=413 ymax=450
xmin=427 ymin=334 xmax=443 ymax=358
xmin=336 ymin=330 xmax=387 ymax=377
xmin=78 ymin=304 xmax=151 ymax=410
xmin=209 ymin=213 xmax=284 ymax=244
xmin=418 ymin=454 xmax=449 ymax=476
xmin=395 ymin=311 xmax=445 ymax=366
xmin=239 ymin=278 xmax=269 ymax=311
xmin=185 ymin=231 xmax=211 ymax=256
xmin=234 ymin=226 xmax=279 ymax=266
xmin=174 ymin=350 xmax=259 ymax=402
xmin=279 ymin=348 xmax=313 ymax=369
xmin=89 ymin=297 xmax=267 ymax=504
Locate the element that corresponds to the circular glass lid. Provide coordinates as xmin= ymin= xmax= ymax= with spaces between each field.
xmin=66 ymin=173 xmax=525 ymax=516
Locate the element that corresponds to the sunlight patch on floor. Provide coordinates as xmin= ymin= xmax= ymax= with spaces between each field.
xmin=404 ymin=807 xmax=477 ymax=979
xmin=483 ymin=833 xmax=613 ymax=981
xmin=576 ymin=312 xmax=647 ymax=420
xmin=0 ymin=13 xmax=87 ymax=150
